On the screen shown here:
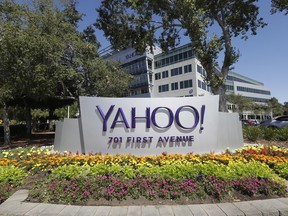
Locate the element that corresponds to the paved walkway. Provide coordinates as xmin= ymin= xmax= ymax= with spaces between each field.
xmin=0 ymin=190 xmax=288 ymax=216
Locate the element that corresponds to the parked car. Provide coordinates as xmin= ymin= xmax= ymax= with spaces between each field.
xmin=248 ymin=119 xmax=260 ymax=126
xmin=241 ymin=119 xmax=254 ymax=126
xmin=259 ymin=115 xmax=288 ymax=128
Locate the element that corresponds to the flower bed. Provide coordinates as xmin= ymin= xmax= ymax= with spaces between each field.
xmin=0 ymin=145 xmax=287 ymax=205
xmin=29 ymin=175 xmax=285 ymax=205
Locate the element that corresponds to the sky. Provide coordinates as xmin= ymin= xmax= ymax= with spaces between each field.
xmin=76 ymin=1 xmax=287 ymax=104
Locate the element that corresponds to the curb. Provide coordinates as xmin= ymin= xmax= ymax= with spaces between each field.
xmin=1 ymin=190 xmax=288 ymax=216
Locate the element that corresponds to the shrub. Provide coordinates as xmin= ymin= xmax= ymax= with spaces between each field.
xmin=275 ymin=127 xmax=288 ymax=141
xmin=232 ymin=177 xmax=286 ymax=196
xmin=30 ymin=175 xmax=286 ymax=204
xmin=274 ymin=163 xmax=288 ymax=179
xmin=225 ymin=161 xmax=284 ymax=183
xmin=195 ymin=163 xmax=227 ymax=179
xmin=261 ymin=127 xmax=276 ymax=141
xmin=47 ymin=160 xmax=285 ymax=184
xmin=0 ymin=183 xmax=12 ymax=204
xmin=243 ymin=127 xmax=262 ymax=142
xmin=202 ymin=176 xmax=230 ymax=200
xmin=49 ymin=165 xmax=90 ymax=180
xmin=0 ymin=166 xmax=27 ymax=187
xmin=32 ymin=178 xmax=92 ymax=204
xmin=138 ymin=163 xmax=200 ymax=179
xmin=30 ymin=176 xmax=208 ymax=203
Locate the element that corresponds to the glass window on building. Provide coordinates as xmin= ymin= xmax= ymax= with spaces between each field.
xmin=171 ymin=68 xmax=175 ymax=76
xmin=197 ymin=65 xmax=202 ymax=74
xmin=171 ymin=82 xmax=178 ymax=91
xmin=149 ymin=73 xmax=153 ymax=83
xmin=184 ymin=64 xmax=192 ymax=73
xmin=162 ymin=70 xmax=169 ymax=78
xmin=202 ymin=82 xmax=206 ymax=90
xmin=165 ymin=57 xmax=169 ymax=65
xmin=237 ymin=86 xmax=271 ymax=95
xmin=174 ymin=54 xmax=178 ymax=62
xmin=141 ymin=87 xmax=149 ymax=94
xmin=244 ymin=96 xmax=269 ymax=103
xmin=183 ymin=51 xmax=188 ymax=59
xmin=225 ymin=85 xmax=234 ymax=91
xmin=155 ymin=61 xmax=161 ymax=68
xmin=158 ymin=84 xmax=169 ymax=93
xmin=155 ymin=73 xmax=161 ymax=80
xmin=180 ymin=79 xmax=193 ymax=89
xmin=198 ymin=80 xmax=201 ymax=87
xmin=203 ymin=69 xmax=207 ymax=77
xmin=171 ymin=67 xmax=183 ymax=76
xmin=147 ymin=59 xmax=152 ymax=70
xmin=130 ymin=90 xmax=137 ymax=96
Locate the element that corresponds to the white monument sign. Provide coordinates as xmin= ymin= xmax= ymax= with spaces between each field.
xmin=54 ymin=95 xmax=243 ymax=155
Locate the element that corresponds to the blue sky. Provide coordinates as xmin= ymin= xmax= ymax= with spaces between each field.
xmin=77 ymin=1 xmax=287 ymax=104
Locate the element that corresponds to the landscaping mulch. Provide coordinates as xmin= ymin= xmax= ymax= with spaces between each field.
xmin=0 ymin=132 xmax=54 ymax=150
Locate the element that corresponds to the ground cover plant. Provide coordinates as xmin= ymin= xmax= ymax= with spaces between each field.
xmin=243 ymin=126 xmax=288 ymax=142
xmin=0 ymin=145 xmax=287 ymax=205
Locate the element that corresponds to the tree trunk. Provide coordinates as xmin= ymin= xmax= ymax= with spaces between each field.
xmin=216 ymin=85 xmax=228 ymax=112
xmin=2 ymin=102 xmax=11 ymax=145
xmin=48 ymin=109 xmax=54 ymax=131
xmin=25 ymin=103 xmax=32 ymax=139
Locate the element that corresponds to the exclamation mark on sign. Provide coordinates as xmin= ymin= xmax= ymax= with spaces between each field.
xmin=200 ymin=105 xmax=205 ymax=131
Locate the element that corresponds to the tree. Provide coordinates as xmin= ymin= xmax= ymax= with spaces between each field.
xmin=268 ymin=97 xmax=284 ymax=116
xmin=61 ymin=0 xmax=83 ymax=27
xmin=0 ymin=0 xmax=28 ymax=144
xmin=82 ymin=25 xmax=101 ymax=49
xmin=226 ymin=94 xmax=253 ymax=115
xmin=96 ymin=0 xmax=266 ymax=112
xmin=283 ymin=102 xmax=288 ymax=115
xmin=251 ymin=103 xmax=270 ymax=121
xmin=7 ymin=0 xmax=78 ymax=137
xmin=83 ymin=59 xmax=132 ymax=97
xmin=1 ymin=0 xmax=131 ymax=142
xmin=271 ymin=0 xmax=288 ymax=15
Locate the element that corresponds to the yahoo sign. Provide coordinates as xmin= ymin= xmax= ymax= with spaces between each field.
xmin=75 ymin=95 xmax=233 ymax=155
xmin=96 ymin=105 xmax=206 ymax=131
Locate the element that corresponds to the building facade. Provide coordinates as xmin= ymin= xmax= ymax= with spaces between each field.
xmin=101 ymin=44 xmax=271 ymax=119
xmin=101 ymin=45 xmax=162 ymax=97
xmin=152 ymin=44 xmax=212 ymax=98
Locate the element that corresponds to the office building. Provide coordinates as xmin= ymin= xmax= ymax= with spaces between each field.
xmin=101 ymin=43 xmax=271 ymax=118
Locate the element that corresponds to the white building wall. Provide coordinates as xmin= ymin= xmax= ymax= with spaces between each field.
xmin=103 ymin=46 xmax=162 ymax=64
xmin=100 ymin=44 xmax=271 ymax=107
xmin=194 ymin=59 xmax=212 ymax=97
xmin=233 ymin=81 xmax=271 ymax=104
xmin=152 ymin=58 xmax=212 ymax=98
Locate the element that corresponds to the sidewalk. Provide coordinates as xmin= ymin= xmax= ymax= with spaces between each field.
xmin=0 ymin=190 xmax=288 ymax=216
